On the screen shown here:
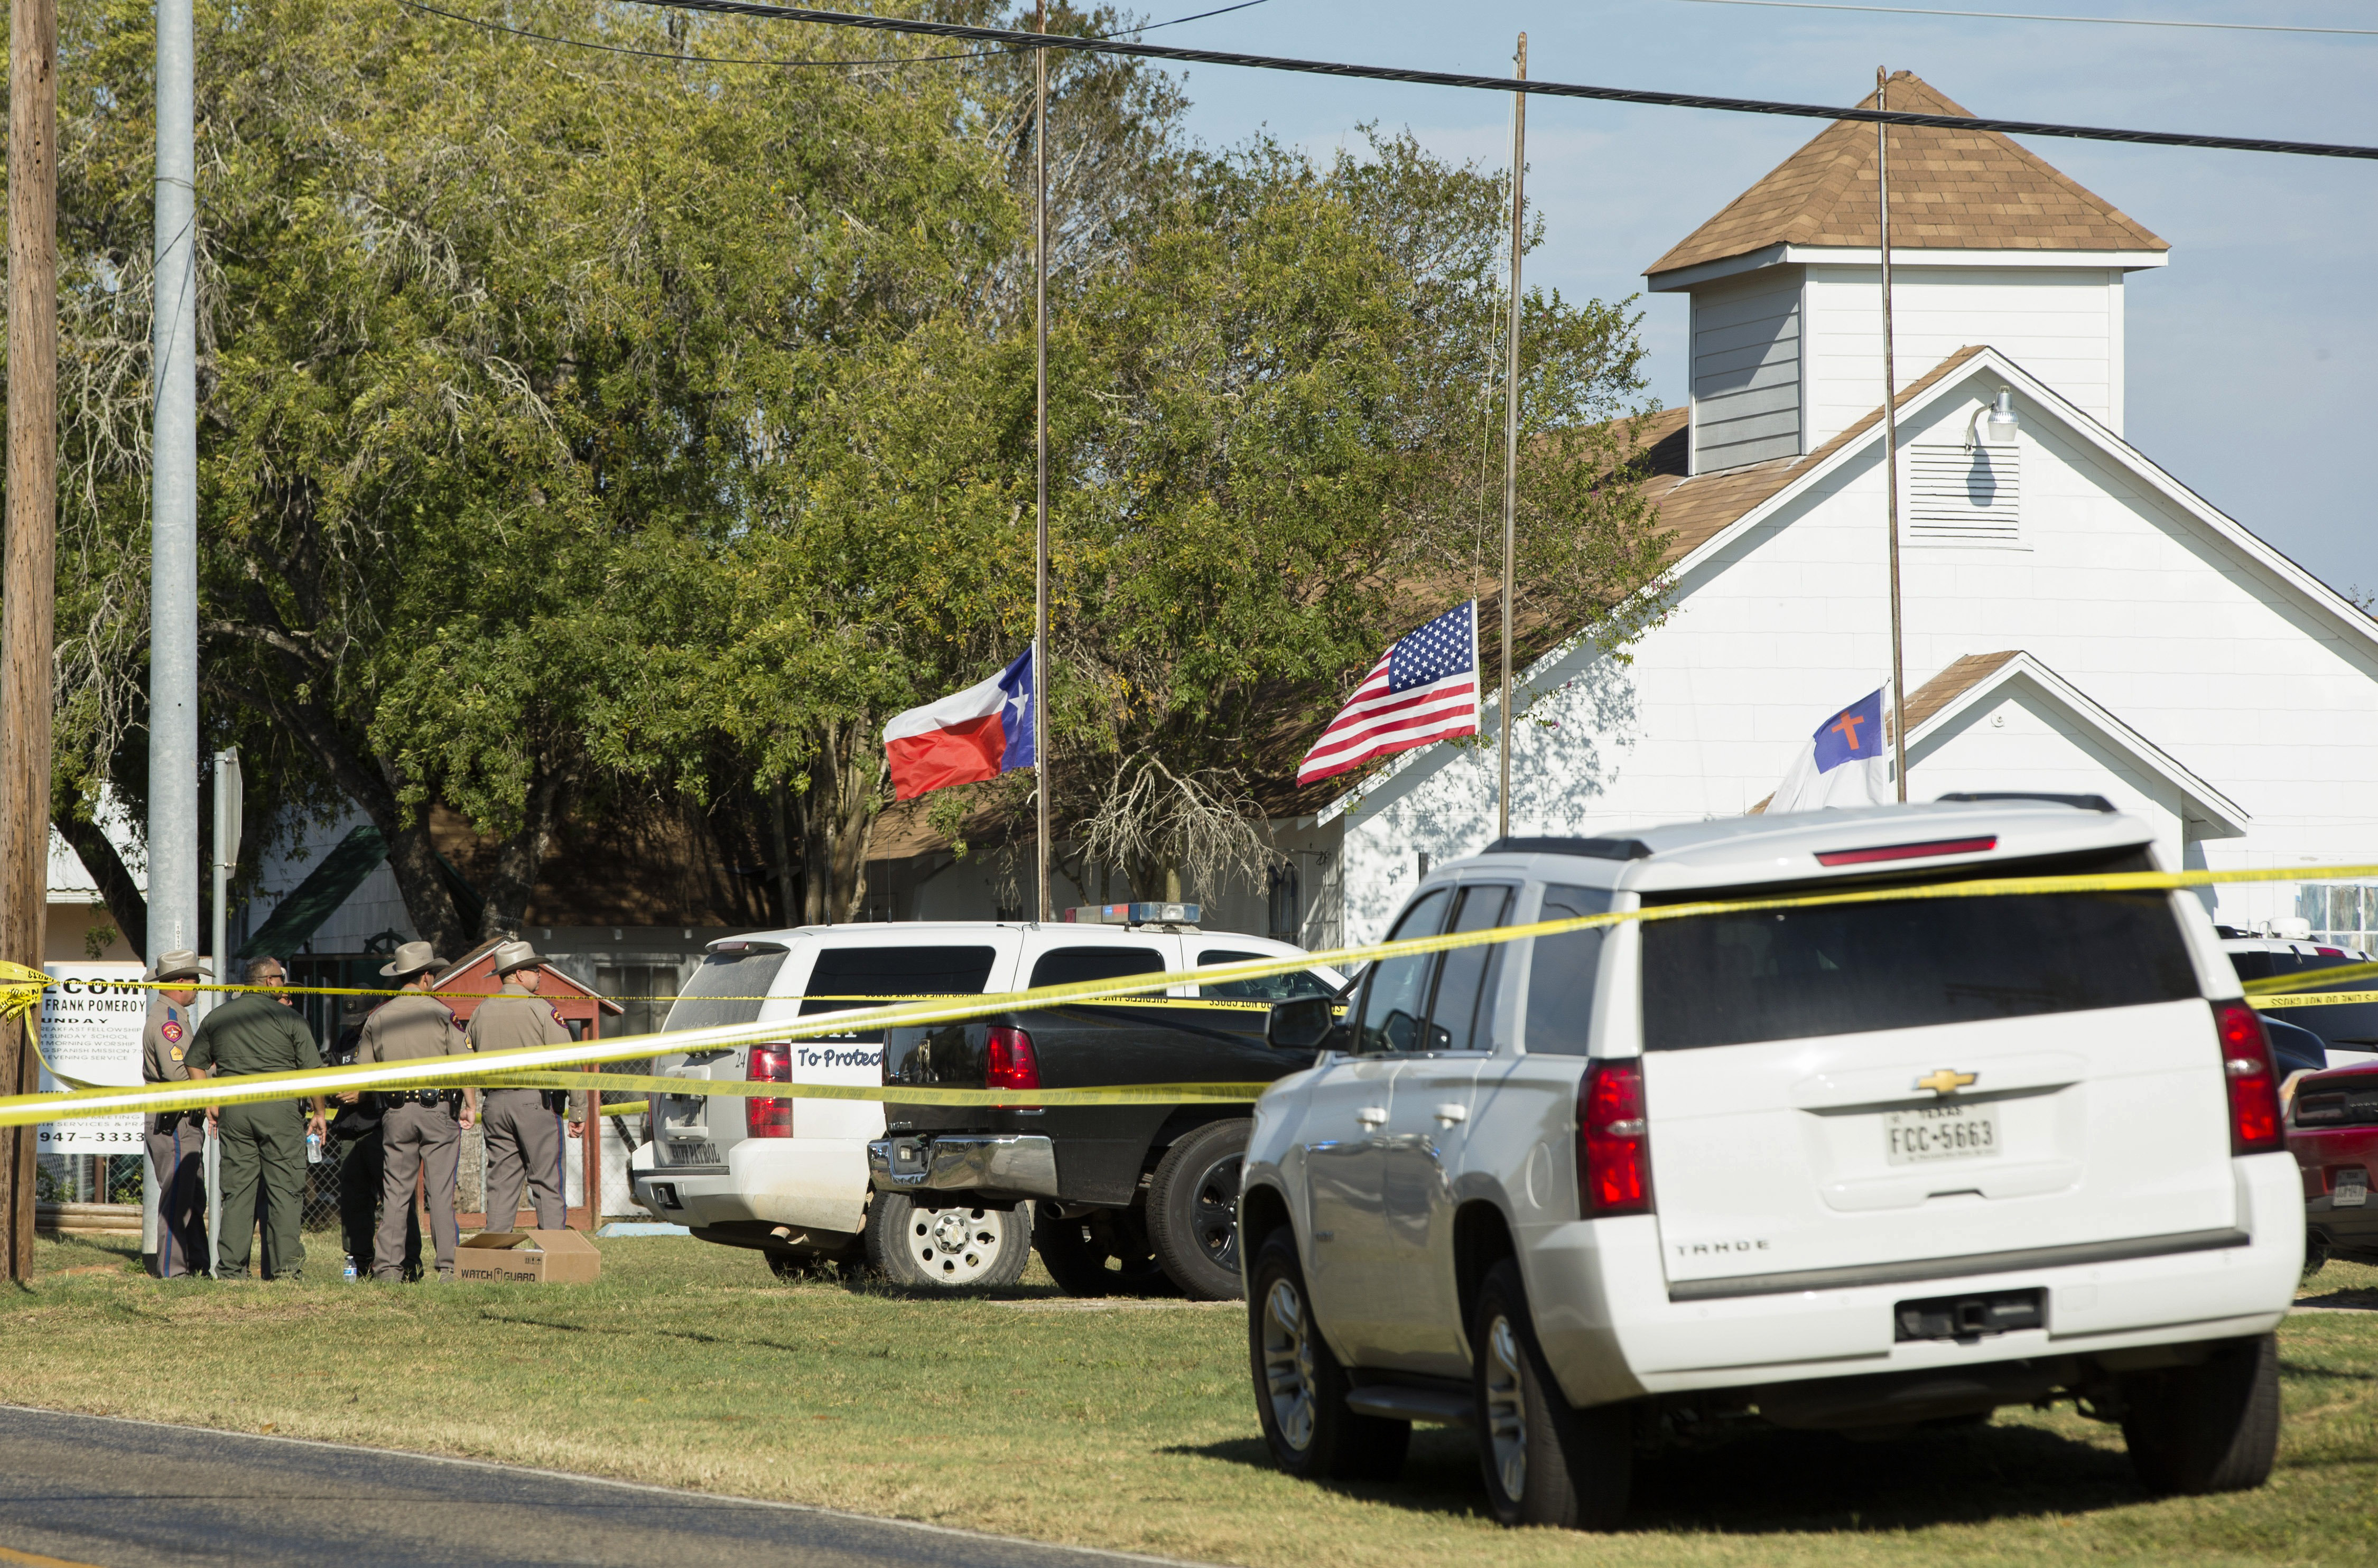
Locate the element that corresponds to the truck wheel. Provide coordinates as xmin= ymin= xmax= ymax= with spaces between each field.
xmin=865 ymin=1195 xmax=1033 ymax=1289
xmin=1473 ymin=1259 xmax=1631 ymax=1529
xmin=1148 ymin=1118 xmax=1250 ymax=1301
xmin=1033 ymin=1203 xmax=1174 ymax=1297
xmin=2120 ymin=1333 xmax=2281 ymax=1495
xmin=1247 ymin=1230 xmax=1408 ymax=1481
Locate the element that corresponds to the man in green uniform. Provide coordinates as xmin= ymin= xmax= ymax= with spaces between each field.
xmin=141 ymin=950 xmax=211 ymax=1278
xmin=357 ymin=942 xmax=476 ymax=1281
xmin=468 ymin=941 xmax=579 ymax=1231
xmin=184 ymin=957 xmax=328 ymax=1280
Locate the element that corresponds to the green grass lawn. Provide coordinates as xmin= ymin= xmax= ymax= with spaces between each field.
xmin=5 ymin=1229 xmax=2374 ymax=1567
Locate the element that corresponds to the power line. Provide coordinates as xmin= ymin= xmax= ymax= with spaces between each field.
xmin=1667 ymin=2 xmax=2378 ymax=39
xmin=608 ymin=1 xmax=2378 ymax=161
xmin=396 ymin=0 xmax=1271 ymax=73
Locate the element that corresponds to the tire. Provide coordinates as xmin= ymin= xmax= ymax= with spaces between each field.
xmin=1246 ymin=1230 xmax=1408 ymax=1482
xmin=864 ymin=1194 xmax=1033 ymax=1289
xmin=1147 ymin=1119 xmax=1250 ymax=1301
xmin=1473 ymin=1259 xmax=1632 ymax=1529
xmin=1033 ymin=1202 xmax=1175 ymax=1298
xmin=2120 ymin=1333 xmax=2281 ymax=1496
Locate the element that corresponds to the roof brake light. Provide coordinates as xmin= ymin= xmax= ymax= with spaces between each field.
xmin=1815 ymin=835 xmax=1998 ymax=867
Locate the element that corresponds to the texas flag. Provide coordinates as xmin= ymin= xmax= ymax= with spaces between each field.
xmin=883 ymin=649 xmax=1037 ymax=801
xmin=1767 ymin=684 xmax=1894 ymax=813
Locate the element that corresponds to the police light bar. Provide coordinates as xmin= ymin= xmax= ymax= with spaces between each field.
xmin=1062 ymin=903 xmax=1201 ymax=926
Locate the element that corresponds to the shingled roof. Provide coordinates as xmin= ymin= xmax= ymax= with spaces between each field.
xmin=1647 ymin=71 xmax=2167 ymax=281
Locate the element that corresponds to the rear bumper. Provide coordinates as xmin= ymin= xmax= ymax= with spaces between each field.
xmin=867 ymin=1134 xmax=1061 ymax=1200
xmin=1526 ymin=1152 xmax=2305 ymax=1408
xmin=630 ymin=1136 xmax=869 ymax=1241
xmin=2291 ymin=1123 xmax=2378 ymax=1252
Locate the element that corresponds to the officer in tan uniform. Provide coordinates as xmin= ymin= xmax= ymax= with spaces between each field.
xmin=141 ymin=950 xmax=210 ymax=1278
xmin=354 ymin=942 xmax=476 ymax=1281
xmin=467 ymin=941 xmax=580 ymax=1231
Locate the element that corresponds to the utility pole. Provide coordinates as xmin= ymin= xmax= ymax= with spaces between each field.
xmin=152 ymin=0 xmax=201 ymax=964
xmin=1033 ymin=1 xmax=1053 ymax=921
xmin=1497 ymin=33 xmax=1526 ymax=842
xmin=3 ymin=0 xmax=60 ymax=1282
xmin=1877 ymin=67 xmax=1909 ymax=803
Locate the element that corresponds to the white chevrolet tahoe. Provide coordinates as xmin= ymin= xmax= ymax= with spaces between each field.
xmin=1238 ymin=799 xmax=2302 ymax=1528
xmin=632 ymin=917 xmax=1322 ymax=1287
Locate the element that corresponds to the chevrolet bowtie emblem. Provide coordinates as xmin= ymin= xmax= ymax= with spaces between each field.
xmin=1915 ymin=1068 xmax=1978 ymax=1096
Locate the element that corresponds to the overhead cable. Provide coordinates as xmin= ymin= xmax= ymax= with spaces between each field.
xmin=607 ymin=1 xmax=2378 ymax=161
xmin=396 ymin=0 xmax=1270 ymax=72
xmin=1668 ymin=1 xmax=2378 ymax=39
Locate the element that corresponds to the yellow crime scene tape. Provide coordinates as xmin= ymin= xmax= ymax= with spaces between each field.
xmin=7 ymin=855 xmax=2378 ymax=1127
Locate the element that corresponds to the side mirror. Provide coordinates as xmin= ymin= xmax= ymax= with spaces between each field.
xmin=1266 ymin=996 xmax=1336 ymax=1052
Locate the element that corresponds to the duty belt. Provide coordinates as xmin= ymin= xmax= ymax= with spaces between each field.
xmin=387 ymin=1089 xmax=459 ymax=1108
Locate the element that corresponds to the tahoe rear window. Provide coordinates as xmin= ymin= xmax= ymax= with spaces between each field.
xmin=799 ymin=946 xmax=999 ymax=1015
xmin=1029 ymin=946 xmax=1168 ymax=994
xmin=663 ymin=946 xmax=792 ymax=1033
xmin=1641 ymin=889 xmax=2198 ymax=1050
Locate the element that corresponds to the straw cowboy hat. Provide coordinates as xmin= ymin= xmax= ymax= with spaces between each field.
xmin=491 ymin=940 xmax=544 ymax=976
xmin=378 ymin=940 xmax=447 ymax=980
xmin=146 ymin=950 xmax=211 ymax=984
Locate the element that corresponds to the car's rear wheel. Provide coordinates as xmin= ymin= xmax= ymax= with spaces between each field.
xmin=2120 ymin=1333 xmax=2281 ymax=1495
xmin=1033 ymin=1202 xmax=1174 ymax=1297
xmin=1147 ymin=1118 xmax=1249 ymax=1301
xmin=1473 ymin=1259 xmax=1631 ymax=1529
xmin=865 ymin=1194 xmax=1032 ymax=1289
xmin=1247 ymin=1230 xmax=1407 ymax=1481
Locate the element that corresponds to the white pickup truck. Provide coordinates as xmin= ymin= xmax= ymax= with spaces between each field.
xmin=1239 ymin=798 xmax=2301 ymax=1528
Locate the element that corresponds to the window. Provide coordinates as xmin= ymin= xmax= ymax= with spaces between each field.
xmin=1522 ymin=885 xmax=1615 ymax=1056
xmin=663 ymin=946 xmax=792 ymax=1033
xmin=1641 ymin=890 xmax=2196 ymax=1051
xmin=1908 ymin=444 xmax=2019 ymax=545
xmin=1196 ymin=951 xmax=1336 ymax=1002
xmin=1354 ymin=889 xmax=1451 ymax=1053
xmin=1267 ymin=865 xmax=1302 ymax=946
xmin=799 ymin=946 xmax=998 ymax=1016
xmin=1028 ymin=946 xmax=1167 ymax=993
xmin=1423 ymin=886 xmax=1513 ymax=1052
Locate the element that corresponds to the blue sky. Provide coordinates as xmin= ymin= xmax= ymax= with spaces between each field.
xmin=1144 ymin=1 xmax=2377 ymax=594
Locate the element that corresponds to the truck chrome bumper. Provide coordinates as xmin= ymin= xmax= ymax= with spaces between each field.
xmin=867 ymin=1134 xmax=1060 ymax=1198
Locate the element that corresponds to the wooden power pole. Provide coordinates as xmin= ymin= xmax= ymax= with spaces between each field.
xmin=3 ymin=0 xmax=61 ymax=1281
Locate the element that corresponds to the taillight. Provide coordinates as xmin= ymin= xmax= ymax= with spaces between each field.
xmin=986 ymin=1026 xmax=1041 ymax=1091
xmin=747 ymin=1044 xmax=792 ymax=1138
xmin=1579 ymin=1059 xmax=1652 ymax=1217
xmin=2213 ymin=1001 xmax=2282 ymax=1155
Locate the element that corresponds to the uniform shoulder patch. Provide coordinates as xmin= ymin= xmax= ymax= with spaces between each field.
xmin=170 ymin=1045 xmax=185 ymax=1063
xmin=552 ymin=1008 xmax=565 ymax=1025
xmin=160 ymin=1021 xmax=183 ymax=1044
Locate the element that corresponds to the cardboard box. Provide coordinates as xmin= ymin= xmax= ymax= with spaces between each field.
xmin=456 ymin=1229 xmax=602 ymax=1284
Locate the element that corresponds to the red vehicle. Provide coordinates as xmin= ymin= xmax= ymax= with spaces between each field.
xmin=2288 ymin=1059 xmax=2378 ymax=1270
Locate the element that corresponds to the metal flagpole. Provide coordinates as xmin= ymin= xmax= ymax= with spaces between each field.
xmin=153 ymin=0 xmax=201 ymax=964
xmin=1878 ymin=67 xmax=1908 ymax=804
xmin=1033 ymin=3 xmax=1053 ymax=921
xmin=1498 ymin=33 xmax=1526 ymax=842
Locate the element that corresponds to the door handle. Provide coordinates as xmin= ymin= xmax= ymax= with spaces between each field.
xmin=1433 ymin=1103 xmax=1469 ymax=1125
xmin=1354 ymin=1106 xmax=1388 ymax=1128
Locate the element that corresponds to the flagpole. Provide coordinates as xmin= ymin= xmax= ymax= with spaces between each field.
xmin=1498 ymin=32 xmax=1526 ymax=842
xmin=1033 ymin=3 xmax=1053 ymax=920
xmin=1878 ymin=66 xmax=1908 ymax=804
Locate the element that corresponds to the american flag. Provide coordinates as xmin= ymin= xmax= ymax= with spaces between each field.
xmin=1297 ymin=601 xmax=1482 ymax=787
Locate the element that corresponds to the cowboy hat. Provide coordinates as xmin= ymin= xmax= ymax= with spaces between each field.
xmin=491 ymin=940 xmax=543 ymax=976
xmin=378 ymin=940 xmax=447 ymax=979
xmin=146 ymin=949 xmax=211 ymax=984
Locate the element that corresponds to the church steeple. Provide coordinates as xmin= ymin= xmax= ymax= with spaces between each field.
xmin=1647 ymin=72 xmax=2167 ymax=473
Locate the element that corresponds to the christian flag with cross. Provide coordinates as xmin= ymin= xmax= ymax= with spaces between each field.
xmin=1297 ymin=602 xmax=1482 ymax=787
xmin=1768 ymin=684 xmax=1894 ymax=813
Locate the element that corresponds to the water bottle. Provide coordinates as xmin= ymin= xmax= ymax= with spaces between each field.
xmin=305 ymin=1130 xmax=322 ymax=1165
xmin=343 ymin=1256 xmax=359 ymax=1282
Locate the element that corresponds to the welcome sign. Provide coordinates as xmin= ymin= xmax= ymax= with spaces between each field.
xmin=37 ymin=963 xmax=149 ymax=1153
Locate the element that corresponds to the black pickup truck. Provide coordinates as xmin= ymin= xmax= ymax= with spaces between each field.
xmin=869 ymin=940 xmax=1343 ymax=1299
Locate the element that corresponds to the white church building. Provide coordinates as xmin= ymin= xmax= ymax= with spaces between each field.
xmin=1295 ymin=71 xmax=2378 ymax=950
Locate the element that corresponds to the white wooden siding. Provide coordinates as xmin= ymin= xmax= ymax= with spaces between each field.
xmin=1690 ymin=270 xmax=1802 ymax=472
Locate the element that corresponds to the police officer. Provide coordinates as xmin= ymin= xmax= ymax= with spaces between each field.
xmin=183 ymin=957 xmax=328 ymax=1280
xmin=356 ymin=941 xmax=476 ymax=1281
xmin=328 ymin=1007 xmax=420 ymax=1280
xmin=467 ymin=941 xmax=580 ymax=1231
xmin=141 ymin=950 xmax=211 ymax=1278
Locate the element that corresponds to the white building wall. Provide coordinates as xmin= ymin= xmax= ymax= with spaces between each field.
xmin=1332 ymin=362 xmax=2378 ymax=942
xmin=1799 ymin=264 xmax=2125 ymax=444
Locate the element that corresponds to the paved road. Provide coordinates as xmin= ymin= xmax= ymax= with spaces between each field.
xmin=0 ymin=1405 xmax=1177 ymax=1567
